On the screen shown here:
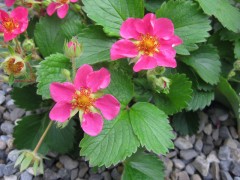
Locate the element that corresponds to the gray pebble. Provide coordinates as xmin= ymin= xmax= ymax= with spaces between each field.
xmin=194 ymin=139 xmax=203 ymax=152
xmin=10 ymin=108 xmax=25 ymax=122
xmin=0 ymin=106 xmax=6 ymax=114
xmin=175 ymin=137 xmax=193 ymax=150
xmin=218 ymin=146 xmax=231 ymax=160
xmin=71 ymin=168 xmax=78 ymax=180
xmin=164 ymin=158 xmax=173 ymax=177
xmin=3 ymin=163 xmax=17 ymax=176
xmin=229 ymin=126 xmax=239 ymax=139
xmin=43 ymin=169 xmax=60 ymax=180
xmin=0 ymin=93 xmax=6 ymax=105
xmin=0 ymin=164 xmax=6 ymax=177
xmin=0 ymin=140 xmax=7 ymax=150
xmin=78 ymin=162 xmax=89 ymax=178
xmin=220 ymin=160 xmax=231 ymax=171
xmin=89 ymin=174 xmax=103 ymax=180
xmin=203 ymin=144 xmax=214 ymax=155
xmin=224 ymin=138 xmax=237 ymax=149
xmin=198 ymin=112 xmax=208 ymax=133
xmin=185 ymin=164 xmax=195 ymax=175
xmin=7 ymin=150 xmax=19 ymax=162
xmin=4 ymin=175 xmax=17 ymax=180
xmin=207 ymin=151 xmax=220 ymax=163
xmin=102 ymin=171 xmax=111 ymax=180
xmin=20 ymin=171 xmax=33 ymax=180
xmin=175 ymin=171 xmax=190 ymax=180
xmin=58 ymin=168 xmax=70 ymax=179
xmin=111 ymin=168 xmax=121 ymax=180
xmin=211 ymin=162 xmax=220 ymax=180
xmin=204 ymin=124 xmax=212 ymax=135
xmin=166 ymin=150 xmax=177 ymax=159
xmin=173 ymin=159 xmax=185 ymax=170
xmin=234 ymin=178 xmax=240 ymax=180
xmin=230 ymin=162 xmax=240 ymax=176
xmin=191 ymin=174 xmax=201 ymax=180
xmin=220 ymin=171 xmax=233 ymax=180
xmin=1 ymin=122 xmax=14 ymax=135
xmin=219 ymin=126 xmax=231 ymax=139
xmin=180 ymin=149 xmax=198 ymax=161
xmin=59 ymin=155 xmax=78 ymax=170
xmin=192 ymin=156 xmax=210 ymax=177
xmin=212 ymin=129 xmax=219 ymax=141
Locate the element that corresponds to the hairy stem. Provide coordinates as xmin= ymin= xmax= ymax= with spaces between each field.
xmin=71 ymin=57 xmax=76 ymax=79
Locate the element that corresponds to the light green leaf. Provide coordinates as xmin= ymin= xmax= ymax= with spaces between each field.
xmin=36 ymin=53 xmax=71 ymax=99
xmin=82 ymin=0 xmax=144 ymax=36
xmin=20 ymin=156 xmax=33 ymax=172
xmin=76 ymin=26 xmax=116 ymax=67
xmin=180 ymin=45 xmax=221 ymax=85
xmin=196 ymin=0 xmax=240 ymax=33
xmin=122 ymin=150 xmax=165 ymax=180
xmin=129 ymin=102 xmax=174 ymax=155
xmin=80 ymin=110 xmax=140 ymax=167
xmin=153 ymin=73 xmax=193 ymax=115
xmin=156 ymin=0 xmax=211 ymax=55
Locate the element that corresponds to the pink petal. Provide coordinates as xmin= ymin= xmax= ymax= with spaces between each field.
xmin=160 ymin=45 xmax=176 ymax=59
xmin=74 ymin=64 xmax=93 ymax=89
xmin=81 ymin=112 xmax=103 ymax=136
xmin=87 ymin=68 xmax=110 ymax=92
xmin=49 ymin=102 xmax=72 ymax=122
xmin=133 ymin=55 xmax=158 ymax=72
xmin=5 ymin=0 xmax=15 ymax=7
xmin=110 ymin=39 xmax=138 ymax=60
xmin=120 ymin=18 xmax=140 ymax=39
xmin=10 ymin=6 xmax=28 ymax=22
xmin=94 ymin=94 xmax=120 ymax=120
xmin=154 ymin=53 xmax=177 ymax=68
xmin=153 ymin=18 xmax=174 ymax=39
xmin=0 ymin=25 xmax=4 ymax=32
xmin=161 ymin=35 xmax=183 ymax=47
xmin=4 ymin=32 xmax=17 ymax=42
xmin=47 ymin=2 xmax=58 ymax=16
xmin=0 ymin=9 xmax=9 ymax=21
xmin=57 ymin=4 xmax=69 ymax=19
xmin=50 ymin=82 xmax=75 ymax=102
xmin=70 ymin=0 xmax=78 ymax=2
xmin=135 ymin=13 xmax=156 ymax=35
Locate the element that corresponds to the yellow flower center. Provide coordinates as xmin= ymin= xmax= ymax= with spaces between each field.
xmin=135 ymin=34 xmax=159 ymax=56
xmin=57 ymin=0 xmax=69 ymax=4
xmin=71 ymin=88 xmax=95 ymax=113
xmin=5 ymin=58 xmax=24 ymax=75
xmin=2 ymin=17 xmax=19 ymax=33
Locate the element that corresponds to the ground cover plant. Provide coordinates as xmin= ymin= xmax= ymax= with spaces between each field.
xmin=0 ymin=0 xmax=240 ymax=178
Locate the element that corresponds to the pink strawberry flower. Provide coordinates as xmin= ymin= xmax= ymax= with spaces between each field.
xmin=5 ymin=0 xmax=15 ymax=7
xmin=0 ymin=7 xmax=28 ymax=42
xmin=110 ymin=13 xmax=183 ymax=72
xmin=47 ymin=0 xmax=78 ymax=19
xmin=49 ymin=64 xmax=120 ymax=136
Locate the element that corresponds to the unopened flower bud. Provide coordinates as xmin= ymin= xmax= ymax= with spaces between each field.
xmin=22 ymin=39 xmax=35 ymax=52
xmin=1 ymin=56 xmax=26 ymax=77
xmin=64 ymin=38 xmax=82 ymax=59
xmin=153 ymin=77 xmax=171 ymax=94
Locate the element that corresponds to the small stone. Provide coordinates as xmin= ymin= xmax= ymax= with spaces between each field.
xmin=219 ymin=126 xmax=231 ymax=139
xmin=26 ymin=167 xmax=41 ymax=176
xmin=194 ymin=139 xmax=203 ymax=152
xmin=59 ymin=155 xmax=78 ymax=170
xmin=218 ymin=146 xmax=231 ymax=160
xmin=230 ymin=162 xmax=240 ymax=176
xmin=0 ymin=94 xmax=6 ymax=105
xmin=191 ymin=174 xmax=201 ymax=180
xmin=111 ymin=168 xmax=121 ymax=180
xmin=71 ymin=168 xmax=78 ymax=180
xmin=220 ymin=171 xmax=233 ymax=180
xmin=220 ymin=160 xmax=231 ymax=171
xmin=231 ymin=148 xmax=240 ymax=162
xmin=1 ymin=122 xmax=14 ymax=135
xmin=1 ymin=135 xmax=10 ymax=142
xmin=0 ymin=164 xmax=6 ymax=177
xmin=185 ymin=164 xmax=195 ymax=175
xmin=212 ymin=129 xmax=219 ymax=141
xmin=204 ymin=124 xmax=212 ymax=135
xmin=0 ymin=140 xmax=7 ymax=150
xmin=207 ymin=151 xmax=220 ymax=163
xmin=0 ymin=106 xmax=6 ymax=114
xmin=192 ymin=156 xmax=210 ymax=177
xmin=166 ymin=150 xmax=177 ymax=159
xmin=57 ymin=168 xmax=70 ymax=179
xmin=6 ymin=100 xmax=15 ymax=109
xmin=0 ymin=150 xmax=6 ymax=160
xmin=198 ymin=112 xmax=208 ymax=133
xmin=203 ymin=144 xmax=214 ymax=155
xmin=7 ymin=150 xmax=19 ymax=162
xmin=3 ymin=163 xmax=17 ymax=176
xmin=229 ymin=126 xmax=239 ymax=139
xmin=102 ymin=172 xmax=111 ymax=180
xmin=224 ymin=138 xmax=237 ymax=149
xmin=89 ymin=174 xmax=103 ymax=180
xmin=3 ymin=112 xmax=10 ymax=121
xmin=7 ymin=138 xmax=13 ymax=150
xmin=55 ymin=161 xmax=63 ymax=169
xmin=9 ymin=108 xmax=25 ymax=122
xmin=234 ymin=178 xmax=240 ymax=180
xmin=175 ymin=171 xmax=190 ymax=180
xmin=180 ymin=149 xmax=198 ymax=161
xmin=211 ymin=162 xmax=220 ymax=180
xmin=173 ymin=159 xmax=185 ymax=170
xmin=4 ymin=175 xmax=17 ymax=180
xmin=175 ymin=137 xmax=193 ymax=150
xmin=78 ymin=162 xmax=89 ymax=178
xmin=163 ymin=158 xmax=173 ymax=176
xmin=20 ymin=171 xmax=33 ymax=180
xmin=43 ymin=169 xmax=60 ymax=180
xmin=189 ymin=135 xmax=196 ymax=144
xmin=214 ymin=139 xmax=223 ymax=147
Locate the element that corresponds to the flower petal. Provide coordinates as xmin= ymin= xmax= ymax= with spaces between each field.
xmin=110 ymin=39 xmax=138 ymax=60
xmin=153 ymin=18 xmax=174 ymax=39
xmin=135 ymin=13 xmax=156 ymax=35
xmin=120 ymin=18 xmax=140 ymax=39
xmin=49 ymin=102 xmax=72 ymax=122
xmin=74 ymin=64 xmax=93 ymax=89
xmin=50 ymin=82 xmax=75 ymax=102
xmin=0 ymin=9 xmax=9 ymax=21
xmin=70 ymin=0 xmax=78 ymax=2
xmin=5 ymin=0 xmax=15 ymax=7
xmin=161 ymin=35 xmax=183 ymax=47
xmin=47 ymin=2 xmax=58 ymax=16
xmin=4 ymin=32 xmax=17 ymax=42
xmin=154 ymin=53 xmax=177 ymax=68
xmin=10 ymin=6 xmax=28 ymax=22
xmin=87 ymin=68 xmax=110 ymax=92
xmin=133 ymin=55 xmax=158 ymax=72
xmin=94 ymin=94 xmax=120 ymax=120
xmin=81 ymin=112 xmax=103 ymax=136
xmin=57 ymin=4 xmax=69 ymax=19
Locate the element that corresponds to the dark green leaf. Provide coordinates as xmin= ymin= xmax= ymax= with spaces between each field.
xmin=144 ymin=0 xmax=164 ymax=12
xmin=234 ymin=39 xmax=240 ymax=59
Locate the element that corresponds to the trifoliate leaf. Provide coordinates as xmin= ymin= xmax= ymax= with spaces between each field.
xmin=196 ymin=0 xmax=240 ymax=33
xmin=82 ymin=0 xmax=144 ymax=36
xmin=80 ymin=110 xmax=140 ymax=167
xmin=129 ymin=102 xmax=174 ymax=155
xmin=36 ymin=53 xmax=71 ymax=99
xmin=122 ymin=150 xmax=165 ymax=180
xmin=153 ymin=73 xmax=193 ymax=115
xmin=76 ymin=26 xmax=116 ymax=67
xmin=172 ymin=111 xmax=199 ymax=136
xmin=180 ymin=45 xmax=221 ymax=85
xmin=156 ymin=0 xmax=211 ymax=55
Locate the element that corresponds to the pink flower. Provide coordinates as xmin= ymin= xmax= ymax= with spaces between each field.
xmin=49 ymin=64 xmax=121 ymax=136
xmin=5 ymin=0 xmax=15 ymax=7
xmin=0 ymin=7 xmax=28 ymax=42
xmin=47 ymin=0 xmax=78 ymax=19
xmin=110 ymin=13 xmax=183 ymax=72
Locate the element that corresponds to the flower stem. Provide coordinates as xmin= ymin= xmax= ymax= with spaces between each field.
xmin=71 ymin=57 xmax=76 ymax=79
xmin=14 ymin=38 xmax=23 ymax=55
xmin=33 ymin=121 xmax=53 ymax=154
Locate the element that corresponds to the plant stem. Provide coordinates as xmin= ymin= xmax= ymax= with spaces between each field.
xmin=14 ymin=38 xmax=23 ymax=55
xmin=71 ymin=57 xmax=76 ymax=79
xmin=33 ymin=121 xmax=53 ymax=154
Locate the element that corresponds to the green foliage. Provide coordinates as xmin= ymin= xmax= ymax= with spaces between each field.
xmin=144 ymin=0 xmax=164 ymax=12
xmin=36 ymin=53 xmax=71 ymax=99
xmin=156 ymin=0 xmax=211 ymax=55
xmin=180 ymin=45 xmax=221 ymax=85
xmin=196 ymin=0 xmax=240 ymax=33
xmin=153 ymin=74 xmax=193 ymax=115
xmin=172 ymin=111 xmax=199 ymax=136
xmin=234 ymin=40 xmax=240 ymax=59
xmin=129 ymin=102 xmax=174 ymax=154
xmin=82 ymin=0 xmax=144 ymax=36
xmin=134 ymin=78 xmax=152 ymax=102
xmin=80 ymin=111 xmax=140 ymax=167
xmin=13 ymin=113 xmax=76 ymax=154
xmin=122 ymin=150 xmax=165 ymax=180
xmin=76 ymin=26 xmax=116 ymax=67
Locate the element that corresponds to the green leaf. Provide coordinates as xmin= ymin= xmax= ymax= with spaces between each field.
xmin=36 ymin=53 xmax=71 ymax=99
xmin=153 ymin=73 xmax=192 ymax=115
xmin=61 ymin=18 xmax=83 ymax=39
xmin=80 ymin=110 xmax=140 ymax=167
xmin=172 ymin=111 xmax=199 ymax=136
xmin=82 ymin=0 xmax=144 ymax=36
xmin=234 ymin=39 xmax=240 ymax=59
xmin=20 ymin=156 xmax=33 ymax=172
xmin=144 ymin=0 xmax=164 ymax=12
xmin=76 ymin=26 xmax=116 ymax=67
xmin=11 ymin=85 xmax=44 ymax=110
xmin=180 ymin=45 xmax=221 ymax=85
xmin=156 ymin=0 xmax=211 ymax=55
xmin=13 ymin=113 xmax=76 ymax=154
xmin=134 ymin=78 xmax=152 ymax=102
xmin=122 ymin=150 xmax=165 ymax=180
xmin=187 ymin=90 xmax=214 ymax=111
xmin=196 ymin=0 xmax=240 ymax=33
xmin=129 ymin=102 xmax=174 ymax=155
xmin=104 ymin=70 xmax=134 ymax=107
